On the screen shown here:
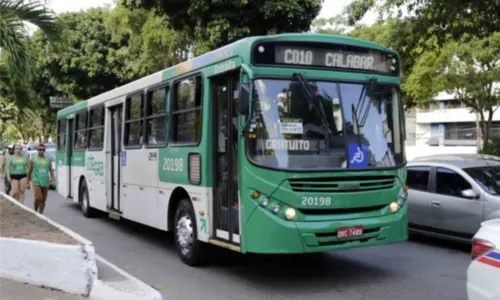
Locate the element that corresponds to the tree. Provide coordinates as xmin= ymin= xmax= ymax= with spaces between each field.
xmin=0 ymin=96 xmax=18 ymax=139
xmin=343 ymin=0 xmax=500 ymax=148
xmin=405 ymin=33 xmax=500 ymax=147
xmin=344 ymin=0 xmax=499 ymax=43
xmin=311 ymin=17 xmax=421 ymax=108
xmin=33 ymin=8 xmax=128 ymax=101
xmin=120 ymin=0 xmax=323 ymax=55
xmin=311 ymin=16 xmax=346 ymax=35
xmin=105 ymin=5 xmax=191 ymax=81
xmin=349 ymin=19 xmax=421 ymax=108
xmin=0 ymin=0 xmax=62 ymax=92
xmin=15 ymin=107 xmax=45 ymax=143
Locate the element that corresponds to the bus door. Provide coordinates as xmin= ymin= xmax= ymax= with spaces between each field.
xmin=66 ymin=118 xmax=74 ymax=198
xmin=212 ymin=72 xmax=241 ymax=245
xmin=109 ymin=104 xmax=123 ymax=213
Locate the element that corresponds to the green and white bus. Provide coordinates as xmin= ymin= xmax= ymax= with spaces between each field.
xmin=55 ymin=33 xmax=408 ymax=266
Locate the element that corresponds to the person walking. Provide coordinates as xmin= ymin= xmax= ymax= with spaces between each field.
xmin=7 ymin=144 xmax=29 ymax=204
xmin=0 ymin=144 xmax=15 ymax=194
xmin=27 ymin=144 xmax=55 ymax=214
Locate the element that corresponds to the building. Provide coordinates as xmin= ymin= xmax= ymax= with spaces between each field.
xmin=405 ymin=91 xmax=500 ymax=161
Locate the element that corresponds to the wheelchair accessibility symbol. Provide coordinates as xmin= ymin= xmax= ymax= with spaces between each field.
xmin=350 ymin=146 xmax=364 ymax=164
xmin=348 ymin=143 xmax=368 ymax=168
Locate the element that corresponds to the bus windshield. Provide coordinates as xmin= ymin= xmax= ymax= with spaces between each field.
xmin=246 ymin=78 xmax=405 ymax=170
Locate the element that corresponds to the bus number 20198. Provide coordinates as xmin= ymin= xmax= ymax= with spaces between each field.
xmin=301 ymin=197 xmax=332 ymax=206
xmin=163 ymin=158 xmax=184 ymax=172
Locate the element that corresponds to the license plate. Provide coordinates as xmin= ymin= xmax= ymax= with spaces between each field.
xmin=337 ymin=226 xmax=364 ymax=239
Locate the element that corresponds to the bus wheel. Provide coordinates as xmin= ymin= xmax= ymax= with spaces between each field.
xmin=174 ymin=198 xmax=207 ymax=266
xmin=80 ymin=181 xmax=95 ymax=218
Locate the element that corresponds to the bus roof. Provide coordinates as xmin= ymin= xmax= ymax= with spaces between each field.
xmin=57 ymin=33 xmax=397 ymax=118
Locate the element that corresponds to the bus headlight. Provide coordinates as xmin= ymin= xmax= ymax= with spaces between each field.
xmin=273 ymin=203 xmax=281 ymax=214
xmin=261 ymin=197 xmax=270 ymax=207
xmin=396 ymin=187 xmax=408 ymax=206
xmin=390 ymin=187 xmax=408 ymax=213
xmin=389 ymin=201 xmax=400 ymax=213
xmin=285 ymin=208 xmax=296 ymax=220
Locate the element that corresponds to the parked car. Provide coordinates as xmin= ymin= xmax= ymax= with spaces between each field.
xmin=466 ymin=218 xmax=500 ymax=300
xmin=412 ymin=153 xmax=500 ymax=163
xmin=406 ymin=156 xmax=500 ymax=242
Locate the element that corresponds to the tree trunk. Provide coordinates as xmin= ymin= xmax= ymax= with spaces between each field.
xmin=19 ymin=131 xmax=26 ymax=144
xmin=0 ymin=122 xmax=6 ymax=141
xmin=480 ymin=109 xmax=494 ymax=149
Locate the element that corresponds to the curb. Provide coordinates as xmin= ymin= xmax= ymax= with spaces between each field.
xmin=0 ymin=192 xmax=97 ymax=296
xmin=89 ymin=255 xmax=163 ymax=300
xmin=0 ymin=191 xmax=163 ymax=300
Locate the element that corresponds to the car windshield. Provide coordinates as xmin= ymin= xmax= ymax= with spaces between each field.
xmin=463 ymin=165 xmax=500 ymax=195
xmin=246 ymin=78 xmax=405 ymax=170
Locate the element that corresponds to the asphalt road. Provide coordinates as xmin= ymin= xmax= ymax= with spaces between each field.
xmin=13 ymin=188 xmax=471 ymax=300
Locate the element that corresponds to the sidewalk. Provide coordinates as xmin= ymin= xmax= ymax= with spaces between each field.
xmin=0 ymin=278 xmax=85 ymax=300
xmin=0 ymin=188 xmax=163 ymax=300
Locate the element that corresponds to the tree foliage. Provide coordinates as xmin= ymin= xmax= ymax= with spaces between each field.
xmin=311 ymin=16 xmax=346 ymax=35
xmin=0 ymin=96 xmax=18 ymax=141
xmin=120 ymin=0 xmax=323 ymax=55
xmin=0 ymin=0 xmax=62 ymax=87
xmin=341 ymin=0 xmax=500 ymax=146
xmin=406 ymin=33 xmax=500 ymax=146
xmin=33 ymin=8 xmax=127 ymax=101
xmin=345 ymin=0 xmax=500 ymax=42
xmin=105 ymin=5 xmax=191 ymax=81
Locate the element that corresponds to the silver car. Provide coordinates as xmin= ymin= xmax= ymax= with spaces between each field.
xmin=407 ymin=156 xmax=500 ymax=243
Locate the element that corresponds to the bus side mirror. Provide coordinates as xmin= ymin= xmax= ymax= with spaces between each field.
xmin=238 ymin=83 xmax=250 ymax=115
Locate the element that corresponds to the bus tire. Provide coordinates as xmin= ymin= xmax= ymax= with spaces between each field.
xmin=173 ymin=198 xmax=207 ymax=266
xmin=80 ymin=180 xmax=96 ymax=218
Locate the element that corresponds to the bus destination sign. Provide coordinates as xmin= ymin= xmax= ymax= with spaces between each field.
xmin=252 ymin=42 xmax=399 ymax=75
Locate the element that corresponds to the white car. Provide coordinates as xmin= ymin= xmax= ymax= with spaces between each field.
xmin=467 ymin=218 xmax=500 ymax=300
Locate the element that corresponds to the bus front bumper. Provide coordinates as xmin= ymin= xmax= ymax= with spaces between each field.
xmin=243 ymin=203 xmax=408 ymax=254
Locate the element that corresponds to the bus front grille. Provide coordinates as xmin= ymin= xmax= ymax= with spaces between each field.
xmin=287 ymin=175 xmax=395 ymax=193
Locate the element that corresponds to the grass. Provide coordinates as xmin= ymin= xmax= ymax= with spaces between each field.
xmin=0 ymin=196 xmax=79 ymax=245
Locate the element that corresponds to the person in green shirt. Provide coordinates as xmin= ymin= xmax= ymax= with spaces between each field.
xmin=27 ymin=143 xmax=55 ymax=214
xmin=7 ymin=144 xmax=29 ymax=204
xmin=0 ymin=144 xmax=15 ymax=195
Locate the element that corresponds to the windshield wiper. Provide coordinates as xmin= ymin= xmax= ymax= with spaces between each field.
xmin=292 ymin=73 xmax=332 ymax=135
xmin=350 ymin=78 xmax=378 ymax=159
xmin=354 ymin=78 xmax=377 ymax=127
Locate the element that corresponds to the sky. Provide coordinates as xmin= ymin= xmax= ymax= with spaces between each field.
xmin=47 ymin=0 xmax=378 ymax=25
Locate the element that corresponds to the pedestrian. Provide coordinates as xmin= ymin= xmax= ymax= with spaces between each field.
xmin=0 ymin=144 xmax=15 ymax=195
xmin=27 ymin=143 xmax=55 ymax=214
xmin=7 ymin=144 xmax=29 ymax=204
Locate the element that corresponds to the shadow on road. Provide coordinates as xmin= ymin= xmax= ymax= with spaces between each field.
xmin=64 ymin=201 xmax=392 ymax=293
xmin=408 ymin=233 xmax=471 ymax=254
xmin=59 ymin=199 xmax=469 ymax=299
xmin=211 ymin=250 xmax=392 ymax=295
xmin=65 ymin=202 xmax=177 ymax=252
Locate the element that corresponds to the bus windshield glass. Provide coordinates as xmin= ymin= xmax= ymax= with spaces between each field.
xmin=246 ymin=78 xmax=405 ymax=170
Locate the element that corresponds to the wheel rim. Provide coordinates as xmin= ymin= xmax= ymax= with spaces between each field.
xmin=82 ymin=189 xmax=88 ymax=211
xmin=176 ymin=214 xmax=193 ymax=256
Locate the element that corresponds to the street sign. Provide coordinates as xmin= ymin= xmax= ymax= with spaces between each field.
xmin=49 ymin=97 xmax=72 ymax=109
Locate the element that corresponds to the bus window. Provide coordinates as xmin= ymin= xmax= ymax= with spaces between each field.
xmin=146 ymin=86 xmax=168 ymax=145
xmin=74 ymin=110 xmax=87 ymax=150
xmin=124 ymin=93 xmax=144 ymax=147
xmin=171 ymin=76 xmax=202 ymax=144
xmin=88 ymin=106 xmax=105 ymax=150
xmin=57 ymin=119 xmax=66 ymax=152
